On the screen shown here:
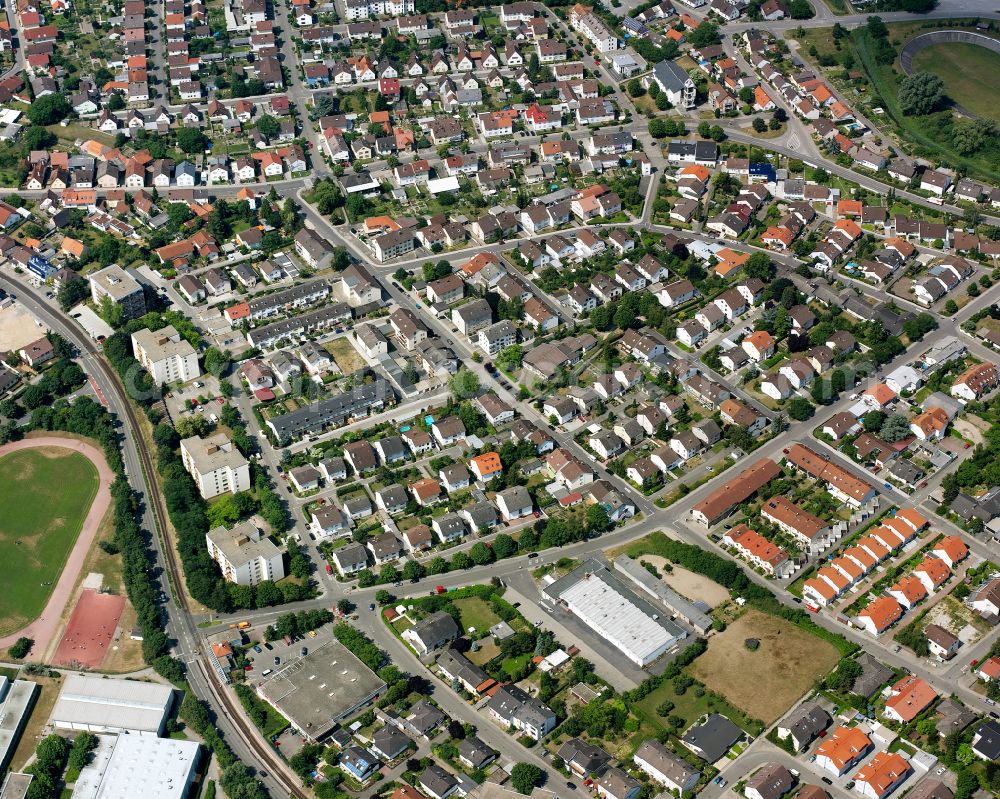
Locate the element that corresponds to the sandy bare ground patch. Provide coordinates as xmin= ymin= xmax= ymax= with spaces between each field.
xmin=639 ymin=555 xmax=731 ymax=608
xmin=0 ymin=302 xmax=46 ymax=351
xmin=689 ymin=609 xmax=841 ymax=725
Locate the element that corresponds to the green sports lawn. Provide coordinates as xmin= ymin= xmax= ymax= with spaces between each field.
xmin=910 ymin=42 xmax=1000 ymax=123
xmin=0 ymin=448 xmax=100 ymax=636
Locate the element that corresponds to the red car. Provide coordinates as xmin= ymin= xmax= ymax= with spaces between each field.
xmin=325 ymin=564 xmax=333 ymax=574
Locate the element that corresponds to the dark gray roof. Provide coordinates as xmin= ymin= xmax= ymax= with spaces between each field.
xmin=267 ymin=381 xmax=394 ymax=440
xmin=486 ymin=684 xmax=554 ymax=729
xmin=782 ymin=704 xmax=830 ymax=746
xmin=437 ymin=647 xmax=490 ymax=689
xmin=371 ymin=725 xmax=411 ymax=759
xmin=653 ymin=59 xmax=692 ymax=92
xmin=905 ymin=780 xmax=953 ymax=799
xmin=682 ymin=713 xmax=742 ymax=762
xmin=463 ymin=500 xmax=498 ymax=528
xmin=852 ymin=653 xmax=893 ymax=698
xmin=376 ymin=484 xmax=408 ymax=508
xmin=420 ymin=763 xmax=458 ymax=798
xmin=974 ymin=720 xmax=1000 ymax=760
xmin=935 ymin=699 xmax=976 ymax=738
xmin=410 ymin=612 xmax=460 ymax=649
xmin=375 ymin=435 xmax=406 ymax=461
xmin=458 ymin=735 xmax=496 ymax=769
xmin=557 ymin=738 xmax=611 ymax=774
xmin=745 ymin=763 xmax=794 ymax=799
xmin=888 ymin=458 xmax=924 ymax=486
xmin=407 ymin=700 xmax=446 ymax=734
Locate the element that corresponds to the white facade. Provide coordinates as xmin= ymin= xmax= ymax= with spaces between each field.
xmin=545 ymin=561 xmax=685 ymax=666
xmin=52 ymin=675 xmax=174 ymax=736
xmin=180 ymin=432 xmax=251 ymax=499
xmin=205 ymin=521 xmax=285 ymax=586
xmin=72 ymin=735 xmax=199 ymax=799
xmin=131 ymin=325 xmax=201 ymax=385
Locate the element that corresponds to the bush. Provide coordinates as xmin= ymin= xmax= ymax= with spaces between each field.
xmin=8 ymin=637 xmax=32 ymax=659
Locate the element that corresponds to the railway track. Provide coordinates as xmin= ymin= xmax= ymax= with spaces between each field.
xmin=11 ymin=281 xmax=307 ymax=799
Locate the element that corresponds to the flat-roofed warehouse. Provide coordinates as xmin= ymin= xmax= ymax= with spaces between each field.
xmin=0 ymin=773 xmax=33 ymax=799
xmin=256 ymin=637 xmax=386 ymax=741
xmin=72 ymin=734 xmax=200 ymax=799
xmin=543 ymin=559 xmax=688 ymax=667
xmin=51 ymin=675 xmax=174 ymax=736
xmin=0 ymin=679 xmax=39 ymax=773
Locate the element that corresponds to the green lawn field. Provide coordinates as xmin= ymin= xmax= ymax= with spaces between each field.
xmin=0 ymin=448 xmax=100 ymax=636
xmin=911 ymin=42 xmax=1000 ymax=123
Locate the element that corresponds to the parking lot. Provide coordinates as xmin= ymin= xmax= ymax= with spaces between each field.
xmin=165 ymin=374 xmax=224 ymax=420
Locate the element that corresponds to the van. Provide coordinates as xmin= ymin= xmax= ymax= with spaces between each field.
xmin=262 ymin=668 xmax=273 ymax=677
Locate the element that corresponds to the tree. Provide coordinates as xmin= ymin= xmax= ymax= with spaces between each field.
xmin=26 ymin=126 xmax=57 ymax=150
xmin=176 ymin=127 xmax=209 ymax=154
xmin=789 ymin=0 xmax=814 ymax=17
xmin=470 ymin=542 xmax=495 ymax=565
xmin=586 ymin=504 xmax=611 ymax=533
xmin=687 ymin=20 xmax=720 ymax=47
xmin=510 ymin=763 xmax=544 ymax=795
xmin=26 ymin=94 xmax=70 ymax=125
xmin=450 ymin=367 xmax=479 ymax=399
xmin=8 ymin=637 xmax=32 ymax=659
xmin=744 ymin=252 xmax=774 ymax=280
xmin=752 ymin=117 xmax=767 ymax=133
xmin=496 ymin=345 xmax=523 ymax=372
xmin=898 ymin=71 xmax=945 ymax=116
xmin=67 ymin=732 xmax=98 ymax=776
xmin=402 ymin=559 xmax=425 ymax=581
xmin=256 ymin=114 xmax=281 ymax=139
xmin=493 ymin=533 xmax=518 ymax=559
xmin=788 ymin=397 xmax=814 ymax=421
xmin=879 ymin=413 xmax=912 ymax=442
xmin=824 ymin=657 xmax=861 ymax=692
xmin=648 ymin=118 xmax=667 ymax=139
xmin=953 ymin=118 xmax=997 ymax=156
xmin=57 ymin=277 xmax=89 ymax=311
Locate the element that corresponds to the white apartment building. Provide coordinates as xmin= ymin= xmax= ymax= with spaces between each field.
xmin=570 ymin=5 xmax=619 ymax=52
xmin=205 ymin=520 xmax=285 ymax=585
xmin=345 ymin=0 xmax=414 ymax=20
xmin=131 ymin=325 xmax=201 ymax=385
xmin=180 ymin=432 xmax=251 ymax=499
xmin=88 ymin=264 xmax=146 ymax=320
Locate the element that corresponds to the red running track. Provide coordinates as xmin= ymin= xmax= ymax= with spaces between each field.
xmin=53 ymin=589 xmax=126 ymax=669
xmin=0 ymin=436 xmax=114 ymax=658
